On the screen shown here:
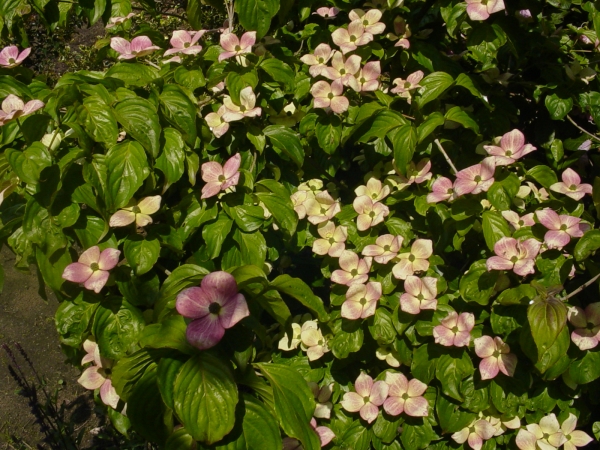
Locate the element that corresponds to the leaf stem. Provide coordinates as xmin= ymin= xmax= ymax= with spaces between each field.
xmin=563 ymin=272 xmax=600 ymax=300
xmin=434 ymin=138 xmax=458 ymax=175
xmin=566 ymin=114 xmax=600 ymax=142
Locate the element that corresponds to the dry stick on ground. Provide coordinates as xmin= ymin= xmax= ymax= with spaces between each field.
xmin=566 ymin=114 xmax=600 ymax=143
xmin=563 ymin=272 xmax=600 ymax=301
xmin=434 ymin=138 xmax=458 ymax=175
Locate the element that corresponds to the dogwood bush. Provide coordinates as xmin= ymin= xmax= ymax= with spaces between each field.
xmin=2 ymin=0 xmax=600 ymax=449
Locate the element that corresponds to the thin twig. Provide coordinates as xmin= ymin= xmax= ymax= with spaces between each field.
xmin=563 ymin=272 xmax=600 ymax=300
xmin=434 ymin=139 xmax=458 ymax=175
xmin=566 ymin=114 xmax=600 ymax=142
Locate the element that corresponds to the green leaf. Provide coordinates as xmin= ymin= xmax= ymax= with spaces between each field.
xmin=105 ymin=140 xmax=149 ymax=210
xmin=330 ymin=321 xmax=364 ymax=359
xmin=93 ymin=298 xmax=145 ymax=359
xmin=114 ymin=98 xmax=161 ymax=158
xmin=203 ymin=213 xmax=234 ymax=259
xmin=123 ymin=236 xmax=161 ymax=276
xmin=107 ymin=62 xmax=159 ymax=86
xmin=574 ymin=229 xmax=600 ymax=260
xmin=156 ymin=128 xmax=186 ymax=189
xmin=111 ymin=349 xmax=158 ymax=402
xmin=55 ymin=291 xmax=100 ymax=347
xmin=356 ymin=109 xmax=406 ymax=143
xmin=459 ymin=260 xmax=498 ymax=305
xmin=79 ymin=95 xmax=119 ymax=145
xmin=264 ymin=125 xmax=304 ymax=166
xmin=527 ymin=297 xmax=568 ymax=356
xmin=154 ymin=264 xmax=209 ymax=320
xmin=417 ymin=112 xmax=444 ymax=142
xmin=255 ymin=363 xmax=320 ymax=450
xmin=482 ymin=211 xmax=511 ymax=251
xmin=437 ymin=394 xmax=476 ymax=434
xmin=315 ymin=114 xmax=342 ymax=155
xmin=444 ymin=106 xmax=479 ymax=133
xmin=157 ymin=354 xmax=187 ymax=410
xmin=255 ymin=192 xmax=297 ymax=236
xmin=270 ymin=275 xmax=328 ymax=321
xmin=141 ymin=315 xmax=195 ymax=354
xmin=436 ymin=351 xmax=474 ymax=401
xmin=392 ymin=124 xmax=418 ymax=176
xmin=545 ymin=93 xmax=573 ymax=120
xmin=526 ymin=165 xmax=558 ymax=189
xmin=160 ymin=84 xmax=197 ymax=146
xmin=6 ymin=143 xmax=52 ymax=185
xmin=415 ymin=72 xmax=454 ymax=108
xmin=166 ymin=428 xmax=196 ymax=450
xmin=235 ymin=0 xmax=280 ymax=39
xmin=569 ymin=349 xmax=600 ymax=384
xmin=173 ymin=354 xmax=238 ymax=444
xmin=259 ymin=58 xmax=295 ymax=91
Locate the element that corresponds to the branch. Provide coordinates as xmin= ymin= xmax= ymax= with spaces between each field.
xmin=566 ymin=114 xmax=600 ymax=143
xmin=434 ymin=139 xmax=458 ymax=175
xmin=563 ymin=272 xmax=600 ymax=300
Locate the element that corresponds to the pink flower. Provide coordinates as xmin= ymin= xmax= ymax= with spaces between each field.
xmin=349 ymin=9 xmax=386 ymax=35
xmin=308 ymin=382 xmax=334 ymax=419
xmin=331 ymin=21 xmax=374 ymax=54
xmin=164 ymin=30 xmax=205 ymax=56
xmin=392 ymin=239 xmax=433 ymax=280
xmin=465 ymin=0 xmax=505 ymax=21
xmin=341 ymin=281 xmax=382 ymax=320
xmin=353 ymin=61 xmax=381 ymax=92
xmin=550 ymin=168 xmax=593 ymax=201
xmin=390 ymin=71 xmax=424 ymax=104
xmin=0 ymin=94 xmax=44 ymax=126
xmin=452 ymin=419 xmax=496 ymax=450
xmin=501 ymin=211 xmax=535 ymax=230
xmin=109 ymin=196 xmax=161 ymax=227
xmin=341 ymin=373 xmax=389 ymax=423
xmin=427 ymin=177 xmax=456 ymax=203
xmin=387 ymin=16 xmax=411 ymax=49
xmin=0 ymin=45 xmax=31 ymax=68
xmin=77 ymin=340 xmax=120 ymax=409
xmin=304 ymin=191 xmax=341 ymax=224
xmin=567 ymin=303 xmax=600 ymax=350
xmin=205 ymin=105 xmax=230 ymax=138
xmin=399 ymin=276 xmax=438 ymax=314
xmin=201 ymin=154 xmax=241 ymax=199
xmin=291 ymin=190 xmax=313 ymax=219
xmin=353 ymin=196 xmax=389 ymax=231
xmin=433 ymin=311 xmax=474 ymax=347
xmin=310 ymin=418 xmax=335 ymax=447
xmin=222 ymin=86 xmax=262 ymax=121
xmin=312 ymin=221 xmax=348 ymax=257
xmin=474 ymin=336 xmax=517 ymax=380
xmin=300 ymin=44 xmax=335 ymax=77
xmin=560 ymin=414 xmax=594 ymax=450
xmin=486 ymin=237 xmax=541 ymax=276
xmin=454 ymin=159 xmax=495 ymax=196
xmin=300 ymin=321 xmax=330 ymax=360
xmin=331 ymin=250 xmax=372 ymax=286
xmin=105 ymin=13 xmax=136 ymax=28
xmin=406 ymin=159 xmax=432 ymax=184
xmin=536 ymin=209 xmax=584 ymax=249
xmin=218 ymin=31 xmax=256 ymax=62
xmin=62 ymin=246 xmax=120 ymax=293
xmin=516 ymin=414 xmax=566 ymax=450
xmin=323 ymin=52 xmax=362 ymax=88
xmin=313 ymin=6 xmax=340 ymax=18
xmin=483 ymin=129 xmax=536 ymax=165
xmin=355 ymin=177 xmax=390 ymax=202
xmin=382 ymin=372 xmax=428 ymax=417
xmin=311 ymin=80 xmax=349 ymax=114
xmin=110 ymin=36 xmax=160 ymax=60
xmin=362 ymin=234 xmax=403 ymax=264
xmin=176 ymin=271 xmax=250 ymax=350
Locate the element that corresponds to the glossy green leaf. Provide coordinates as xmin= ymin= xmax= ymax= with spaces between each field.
xmin=160 ymin=85 xmax=197 ymax=146
xmin=93 ymin=298 xmax=145 ymax=359
xmin=264 ymin=125 xmax=304 ymax=166
xmin=235 ymin=0 xmax=279 ymax=39
xmin=114 ymin=97 xmax=161 ymax=158
xmin=105 ymin=140 xmax=149 ymax=210
xmin=527 ymin=296 xmax=568 ymax=356
xmin=270 ymin=274 xmax=328 ymax=321
xmin=415 ymin=72 xmax=454 ymax=107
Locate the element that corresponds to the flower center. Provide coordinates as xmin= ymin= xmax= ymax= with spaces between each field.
xmin=340 ymin=68 xmax=346 ymax=75
xmin=409 ymin=254 xmax=416 ymax=262
xmin=184 ymin=42 xmax=191 ymax=48
xmin=518 ymin=220 xmax=524 ymax=226
xmin=351 ymin=269 xmax=358 ymax=276
xmin=8 ymin=58 xmax=15 ymax=64
xmin=543 ymin=433 xmax=550 ymax=440
xmin=360 ymin=77 xmax=366 ymax=83
xmin=363 ymin=396 xmax=370 ymax=404
xmin=363 ymin=19 xmax=369 ymax=26
xmin=328 ymin=93 xmax=334 ymax=99
xmin=131 ymin=50 xmax=138 ymax=55
xmin=417 ymin=293 xmax=424 ymax=301
xmin=510 ymin=256 xmax=518 ymax=263
xmin=560 ymin=224 xmax=567 ymax=231
xmin=505 ymin=150 xmax=512 ymax=156
xmin=132 ymin=205 xmax=141 ymax=214
xmin=90 ymin=263 xmax=100 ymax=271
xmin=446 ymin=188 xmax=453 ymax=194
xmin=369 ymin=211 xmax=376 ymax=218
xmin=329 ymin=237 xmax=336 ymax=244
xmin=317 ymin=339 xmax=323 ymax=345
xmin=320 ymin=207 xmax=328 ymax=214
xmin=240 ymin=105 xmax=247 ymax=112
xmin=350 ymin=35 xmax=357 ymax=42
xmin=569 ymin=184 xmax=577 ymax=190
xmin=218 ymin=174 xmax=226 ymax=182
xmin=209 ymin=302 xmax=221 ymax=314
xmin=318 ymin=57 xmax=324 ymax=63
xmin=474 ymin=175 xmax=482 ymax=182
xmin=451 ymin=326 xmax=459 ymax=333
xmin=235 ymin=45 xmax=241 ymax=51
xmin=383 ymin=245 xmax=391 ymax=251
xmin=359 ymin=297 xmax=367 ymax=306
xmin=402 ymin=393 xmax=410 ymax=400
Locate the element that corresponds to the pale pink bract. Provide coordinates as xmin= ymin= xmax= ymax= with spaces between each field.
xmin=382 ymin=372 xmax=428 ymax=417
xmin=453 ymin=159 xmax=495 ymax=196
xmin=323 ymin=52 xmax=362 ymax=88
xmin=362 ymin=234 xmax=403 ymax=264
xmin=483 ymin=129 xmax=536 ymax=165
xmin=353 ymin=196 xmax=389 ymax=231
xmin=550 ymin=168 xmax=593 ymax=201
xmin=311 ymin=79 xmax=349 ymax=114
xmin=300 ymin=44 xmax=335 ymax=77
xmin=392 ymin=239 xmax=433 ymax=280
xmin=348 ymin=9 xmax=386 ymax=35
xmin=0 ymin=94 xmax=45 ymax=126
xmin=218 ymin=31 xmax=256 ymax=62
xmin=452 ymin=419 xmax=496 ymax=450
xmin=535 ymin=209 xmax=584 ymax=249
xmin=313 ymin=6 xmax=340 ymax=18
xmin=0 ymin=45 xmax=31 ymax=68
xmin=501 ymin=211 xmax=535 ymax=230
xmin=341 ymin=372 xmax=389 ymax=423
xmin=331 ymin=250 xmax=372 ymax=286
xmin=205 ymin=105 xmax=230 ymax=138
xmin=353 ymin=61 xmax=381 ymax=92
xmin=486 ymin=237 xmax=541 ymax=276
xmin=433 ymin=311 xmax=474 ymax=347
xmin=331 ymin=21 xmax=374 ymax=54
xmin=200 ymin=154 xmax=241 ymax=199
xmin=399 ymin=276 xmax=438 ymax=314
xmin=567 ymin=303 xmax=600 ymax=350
xmin=341 ymin=281 xmax=382 ymax=320
xmin=109 ymin=196 xmax=161 ymax=228
xmin=473 ymin=335 xmax=517 ymax=380
xmin=222 ymin=86 xmax=262 ymax=121
xmin=310 ymin=418 xmax=335 ymax=447
xmin=427 ymin=177 xmax=456 ymax=203
xmin=110 ymin=36 xmax=160 ymax=60
xmin=465 ymin=0 xmax=506 ymax=21
xmin=77 ymin=340 xmax=120 ymax=409
xmin=312 ymin=221 xmax=348 ymax=257
xmin=164 ymin=30 xmax=205 ymax=56
xmin=62 ymin=246 xmax=120 ymax=293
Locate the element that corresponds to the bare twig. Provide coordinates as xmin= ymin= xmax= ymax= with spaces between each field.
xmin=563 ymin=272 xmax=600 ymax=300
xmin=434 ymin=139 xmax=458 ymax=175
xmin=566 ymin=114 xmax=600 ymax=142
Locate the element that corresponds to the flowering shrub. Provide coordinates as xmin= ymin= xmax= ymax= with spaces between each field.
xmin=2 ymin=0 xmax=600 ymax=449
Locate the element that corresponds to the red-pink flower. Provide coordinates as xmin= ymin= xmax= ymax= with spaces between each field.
xmin=164 ymin=30 xmax=205 ymax=56
xmin=331 ymin=250 xmax=372 ymax=286
xmin=222 ymin=86 xmax=262 ymax=121
xmin=486 ymin=237 xmax=541 ymax=276
xmin=382 ymin=372 xmax=428 ymax=417
xmin=300 ymin=44 xmax=335 ymax=77
xmin=483 ymin=129 xmax=536 ymax=165
xmin=0 ymin=94 xmax=44 ymax=126
xmin=353 ymin=196 xmax=389 ymax=231
xmin=77 ymin=340 xmax=120 ymax=409
xmin=311 ymin=80 xmax=349 ymax=113
xmin=205 ymin=105 xmax=230 ymax=138
xmin=550 ymin=168 xmax=593 ymax=201
xmin=110 ymin=36 xmax=160 ymax=60
xmin=353 ymin=61 xmax=381 ymax=92
xmin=454 ymin=159 xmax=495 ymax=196
xmin=176 ymin=271 xmax=250 ymax=350
xmin=0 ymin=45 xmax=30 ymax=68
xmin=536 ymin=209 xmax=584 ymax=249
xmin=427 ymin=177 xmax=456 ymax=203
xmin=331 ymin=21 xmax=374 ymax=54
xmin=341 ymin=281 xmax=382 ymax=320
xmin=362 ymin=234 xmax=403 ymax=264
xmin=218 ymin=31 xmax=256 ymax=62
xmin=341 ymin=373 xmax=389 ymax=423
xmin=109 ymin=196 xmax=161 ymax=227
xmin=568 ymin=303 xmax=600 ymax=350
xmin=313 ymin=6 xmax=340 ymax=18
xmin=452 ymin=419 xmax=496 ymax=450
xmin=474 ymin=336 xmax=517 ymax=380
xmin=465 ymin=0 xmax=505 ymax=21
xmin=349 ymin=9 xmax=386 ymax=35
xmin=433 ymin=311 xmax=474 ymax=347
xmin=310 ymin=418 xmax=335 ymax=447
xmin=312 ymin=221 xmax=347 ymax=257
xmin=323 ymin=52 xmax=362 ymax=88
xmin=400 ymin=276 xmax=438 ymax=314
xmin=201 ymin=154 xmax=241 ymax=199
xmin=501 ymin=211 xmax=535 ymax=230
xmin=62 ymin=246 xmax=120 ymax=293
xmin=392 ymin=239 xmax=433 ymax=280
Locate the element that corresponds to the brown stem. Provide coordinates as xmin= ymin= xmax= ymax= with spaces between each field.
xmin=563 ymin=272 xmax=600 ymax=300
xmin=566 ymin=114 xmax=600 ymax=142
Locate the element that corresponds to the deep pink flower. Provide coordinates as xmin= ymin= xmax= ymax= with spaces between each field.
xmin=331 ymin=21 xmax=374 ymax=54
xmin=536 ymin=209 xmax=584 ymax=249
xmin=454 ymin=159 xmax=495 ymax=196
xmin=474 ymin=336 xmax=517 ymax=380
xmin=331 ymin=250 xmax=372 ymax=286
xmin=427 ymin=177 xmax=456 ymax=203
xmin=201 ymin=154 xmax=241 ymax=199
xmin=568 ymin=303 xmax=600 ymax=350
xmin=501 ymin=211 xmax=535 ymax=230
xmin=77 ymin=340 xmax=120 ymax=409
xmin=0 ymin=94 xmax=44 ymax=126
xmin=176 ymin=271 xmax=250 ymax=350
xmin=392 ymin=239 xmax=433 ymax=280
xmin=313 ymin=6 xmax=340 ymax=18
xmin=353 ymin=196 xmax=389 ymax=231
xmin=341 ymin=281 xmax=382 ymax=320
xmin=218 ymin=31 xmax=256 ymax=62
xmin=0 ymin=45 xmax=31 ymax=68
xmin=341 ymin=373 xmax=389 ymax=423
xmin=362 ymin=234 xmax=403 ymax=264
xmin=400 ymin=276 xmax=438 ymax=314
xmin=550 ymin=168 xmax=593 ymax=201
xmin=110 ymin=36 xmax=160 ymax=60
xmin=311 ymin=80 xmax=349 ymax=114
xmin=62 ymin=246 xmax=120 ymax=293
xmin=164 ymin=30 xmax=205 ymax=56
xmin=465 ymin=0 xmax=505 ymax=21
xmin=486 ymin=237 xmax=541 ymax=276
xmin=349 ymin=9 xmax=386 ymax=35
xmin=383 ymin=372 xmax=428 ymax=417
xmin=452 ymin=419 xmax=496 ymax=450
xmin=323 ymin=52 xmax=362 ymax=88
xmin=483 ymin=129 xmax=537 ymax=165
xmin=433 ymin=311 xmax=474 ymax=347
xmin=109 ymin=196 xmax=161 ymax=227
xmin=310 ymin=418 xmax=335 ymax=447
xmin=300 ymin=44 xmax=335 ymax=77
